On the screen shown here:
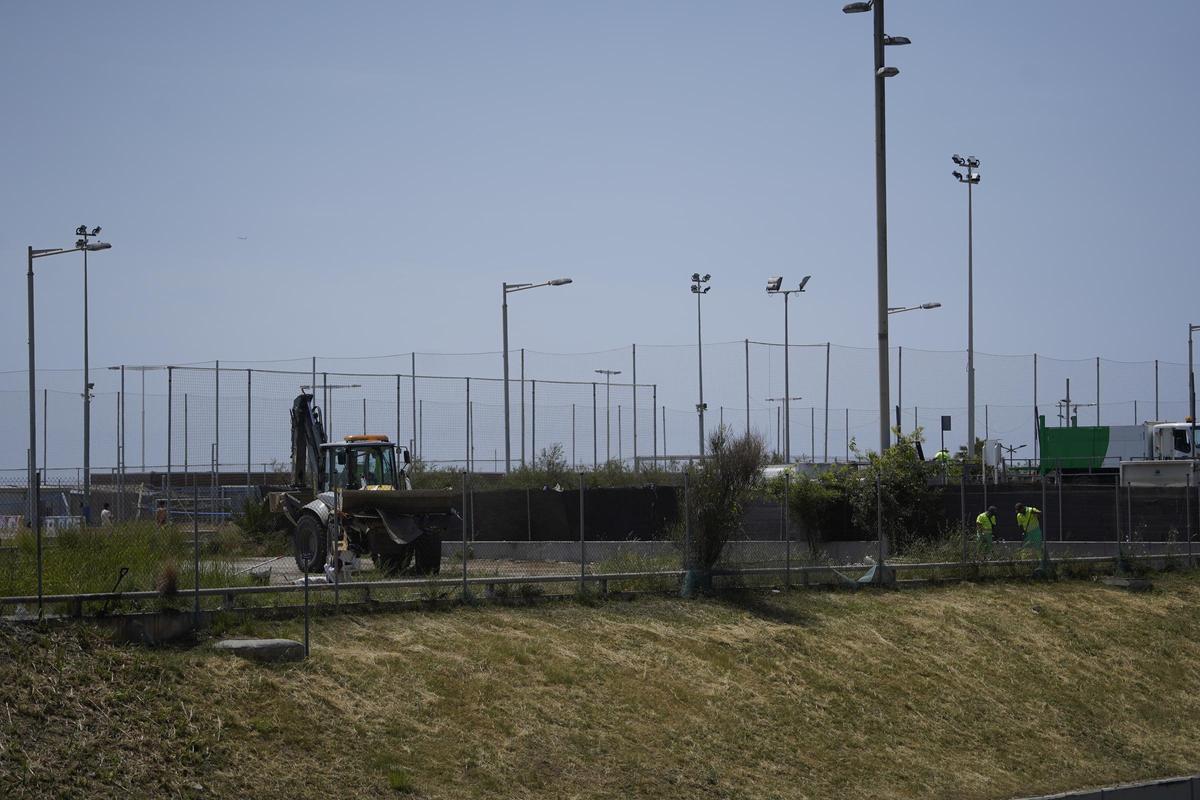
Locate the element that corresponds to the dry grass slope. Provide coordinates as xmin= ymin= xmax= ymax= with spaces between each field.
xmin=2 ymin=575 xmax=1199 ymax=799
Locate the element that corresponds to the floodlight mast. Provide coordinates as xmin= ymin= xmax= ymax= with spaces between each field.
xmin=842 ymin=0 xmax=908 ymax=458
xmin=690 ymin=273 xmax=711 ymax=457
xmin=766 ymin=275 xmax=812 ymax=462
xmin=953 ymin=155 xmax=982 ymax=461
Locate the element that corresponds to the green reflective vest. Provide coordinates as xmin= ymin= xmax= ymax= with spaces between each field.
xmin=976 ymin=512 xmax=996 ymax=532
xmin=1016 ymin=507 xmax=1041 ymax=533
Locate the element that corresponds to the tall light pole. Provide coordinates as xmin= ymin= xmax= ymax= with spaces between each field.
xmin=75 ymin=225 xmax=106 ymax=522
xmin=26 ymin=234 xmax=112 ymax=533
xmin=765 ymin=396 xmax=803 ymax=459
xmin=953 ymin=156 xmax=981 ymax=461
xmin=766 ymin=275 xmax=812 ymax=463
xmin=843 ymin=0 xmax=909 ymax=454
xmin=594 ymin=369 xmax=621 ymax=462
xmin=888 ymin=302 xmax=941 ymax=432
xmin=502 ymin=278 xmax=573 ymax=472
xmin=1190 ymin=323 xmax=1198 ymax=460
xmin=690 ymin=273 xmax=711 ymax=457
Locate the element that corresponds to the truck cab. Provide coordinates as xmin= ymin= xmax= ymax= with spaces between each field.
xmin=1149 ymin=423 xmax=1199 ymax=460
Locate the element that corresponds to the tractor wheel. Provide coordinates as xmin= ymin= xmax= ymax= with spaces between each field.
xmin=293 ymin=514 xmax=328 ymax=574
xmin=374 ymin=548 xmax=414 ymax=576
xmin=413 ymin=532 xmax=443 ymax=576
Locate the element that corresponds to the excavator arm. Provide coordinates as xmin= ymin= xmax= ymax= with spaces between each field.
xmin=290 ymin=393 xmax=327 ymax=490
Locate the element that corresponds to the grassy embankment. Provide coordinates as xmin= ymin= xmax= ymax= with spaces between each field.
xmin=3 ymin=573 xmax=1200 ymax=799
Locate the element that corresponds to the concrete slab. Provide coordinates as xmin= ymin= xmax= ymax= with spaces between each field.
xmin=214 ymin=638 xmax=305 ymax=663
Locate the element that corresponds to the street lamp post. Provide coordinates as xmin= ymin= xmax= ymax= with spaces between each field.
xmin=843 ymin=0 xmax=909 ymax=455
xmin=888 ymin=302 xmax=941 ymax=432
xmin=502 ymin=278 xmax=573 ymax=473
xmin=690 ymin=273 xmax=711 ymax=457
xmin=953 ymin=156 xmax=981 ymax=462
xmin=1190 ymin=323 xmax=1198 ymax=460
xmin=594 ymin=369 xmax=621 ymax=462
xmin=766 ymin=275 xmax=812 ymax=463
xmin=26 ymin=233 xmax=112 ymax=533
xmin=75 ymin=225 xmax=105 ymax=522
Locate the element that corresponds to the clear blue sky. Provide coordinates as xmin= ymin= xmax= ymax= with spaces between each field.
xmin=2 ymin=1 xmax=1198 ymax=465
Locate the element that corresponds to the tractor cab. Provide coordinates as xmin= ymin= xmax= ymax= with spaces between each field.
xmin=321 ymin=435 xmax=411 ymax=491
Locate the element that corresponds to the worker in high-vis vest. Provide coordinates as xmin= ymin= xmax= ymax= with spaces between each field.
xmin=975 ymin=505 xmax=998 ymax=551
xmin=1015 ymin=502 xmax=1043 ymax=550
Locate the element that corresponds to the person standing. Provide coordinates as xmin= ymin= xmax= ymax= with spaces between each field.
xmin=975 ymin=505 xmax=998 ymax=552
xmin=100 ymin=502 xmax=113 ymax=526
xmin=1015 ymin=502 xmax=1042 ymax=552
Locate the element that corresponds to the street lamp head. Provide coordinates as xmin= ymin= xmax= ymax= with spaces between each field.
xmin=766 ymin=276 xmax=783 ymax=293
xmin=548 ymin=278 xmax=573 ymax=286
xmin=83 ymin=242 xmax=111 ymax=252
xmin=842 ymin=1 xmax=872 ymax=12
xmin=883 ymin=35 xmax=911 ymax=45
xmin=877 ymin=66 xmax=900 ymax=78
xmin=921 ymin=302 xmax=942 ymax=310
xmin=797 ymin=275 xmax=811 ymax=291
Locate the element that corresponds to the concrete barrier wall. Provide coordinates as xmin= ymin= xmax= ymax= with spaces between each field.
xmin=1018 ymin=774 xmax=1197 ymax=799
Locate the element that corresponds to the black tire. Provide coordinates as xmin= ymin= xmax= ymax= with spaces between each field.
xmin=374 ymin=548 xmax=414 ymax=576
xmin=413 ymin=532 xmax=442 ymax=576
xmin=293 ymin=514 xmax=328 ymax=573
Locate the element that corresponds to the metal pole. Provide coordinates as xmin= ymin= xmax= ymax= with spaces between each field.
xmin=411 ymin=352 xmax=418 ymax=459
xmin=810 ymin=407 xmax=815 ymax=462
xmin=696 ymin=285 xmax=706 ymax=458
xmin=960 ymin=459 xmax=967 ymax=564
xmin=1114 ymin=474 xmax=1120 ymax=562
xmin=193 ymin=481 xmax=200 ymax=627
xmin=532 ymin=380 xmax=537 ymax=460
xmin=42 ymin=389 xmax=47 ymax=480
xmin=592 ymin=382 xmax=598 ymax=468
xmin=784 ymin=471 xmax=791 ymax=589
xmin=465 ymin=378 xmax=471 ymax=471
xmin=83 ymin=247 xmax=91 ymax=524
xmin=184 ymin=394 xmax=188 ymax=472
xmin=461 ymin=471 xmax=469 ymax=599
xmin=579 ymin=473 xmax=586 ymax=591
xmin=744 ymin=339 xmax=751 ymax=435
xmin=1096 ymin=356 xmax=1101 ymax=426
xmin=1186 ymin=471 xmax=1192 ymax=568
xmin=572 ymin=403 xmax=576 ymax=467
xmin=653 ymin=385 xmax=658 ymax=463
xmin=618 ymin=405 xmax=623 ymax=463
xmin=246 ymin=370 xmax=252 ymax=487
xmin=897 ymin=345 xmax=902 ymax=433
xmin=824 ymin=341 xmax=831 ymax=461
xmin=34 ymin=469 xmax=42 ymax=619
xmin=1033 ymin=353 xmax=1039 ymax=463
xmin=502 ymin=285 xmax=511 ymax=472
xmin=1154 ymin=358 xmax=1160 ymax=421
xmin=520 ymin=348 xmax=526 ymax=467
xmin=845 ymin=408 xmax=849 ymax=461
xmin=167 ymin=367 xmax=173 ymax=506
xmin=873 ymin=0 xmax=892 ymax=454
xmin=1190 ymin=326 xmax=1196 ymax=460
xmin=966 ymin=171 xmax=975 ymax=465
xmin=395 ymin=375 xmax=401 ymax=451
xmin=605 ymin=374 xmax=611 ymax=462
xmin=661 ymin=404 xmax=666 ymax=459
xmin=362 ymin=397 xmax=366 ymax=435
xmin=632 ymin=344 xmax=638 ymax=469
xmin=985 ymin=404 xmax=989 ymax=441
xmin=140 ymin=370 xmax=145 ymax=472
xmin=119 ymin=368 xmax=125 ymax=517
xmin=783 ymin=293 xmax=791 ymax=463
xmin=214 ymin=361 xmax=220 ymax=483
xmin=26 ymin=247 xmax=37 ymax=535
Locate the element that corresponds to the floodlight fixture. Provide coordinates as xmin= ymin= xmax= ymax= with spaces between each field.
xmin=877 ymin=66 xmax=900 ymax=78
xmin=766 ymin=276 xmax=783 ymax=293
xmin=842 ymin=1 xmax=872 ymax=12
xmin=952 ymin=155 xmax=966 ymax=166
xmin=884 ymin=35 xmax=911 ymax=45
xmin=798 ymin=275 xmax=811 ymax=292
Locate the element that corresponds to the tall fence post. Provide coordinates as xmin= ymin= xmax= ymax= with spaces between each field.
xmin=632 ymin=343 xmax=638 ymax=470
xmin=395 ymin=374 xmax=402 ymax=453
xmin=193 ymin=480 xmax=200 ymax=627
xmin=1186 ymin=471 xmax=1193 ymax=568
xmin=783 ymin=470 xmax=791 ymax=589
xmin=461 ymin=471 xmax=469 ymax=601
xmin=744 ymin=339 xmax=750 ymax=436
xmin=35 ymin=469 xmax=42 ymax=620
xmin=960 ymin=460 xmax=968 ymax=565
xmin=578 ymin=472 xmax=586 ymax=593
xmin=1154 ymin=358 xmax=1159 ymax=420
xmin=1095 ymin=356 xmax=1101 ymax=426
xmin=465 ymin=378 xmax=471 ymax=471
xmin=824 ymin=341 xmax=831 ymax=462
xmin=592 ymin=382 xmax=598 ymax=468
xmin=215 ymin=361 xmax=220 ymax=484
xmin=681 ymin=469 xmax=692 ymax=597
xmin=652 ymin=385 xmax=658 ymax=465
xmin=1033 ymin=353 xmax=1039 ymax=463
xmin=167 ymin=367 xmax=173 ymax=507
xmin=246 ymin=369 xmax=252 ymax=487
xmin=531 ymin=380 xmax=537 ymax=462
xmin=571 ymin=403 xmax=576 ymax=468
xmin=411 ymin=353 xmax=418 ymax=459
xmin=520 ymin=348 xmax=526 ymax=467
xmin=1114 ymin=474 xmax=1121 ymax=566
xmin=1125 ymin=478 xmax=1133 ymax=569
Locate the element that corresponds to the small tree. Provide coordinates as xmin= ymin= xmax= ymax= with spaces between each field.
xmin=682 ymin=426 xmax=767 ymax=594
xmin=848 ymin=428 xmax=945 ymax=553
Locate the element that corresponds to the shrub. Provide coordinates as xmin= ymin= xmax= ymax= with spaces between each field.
xmin=682 ymin=426 xmax=767 ymax=594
